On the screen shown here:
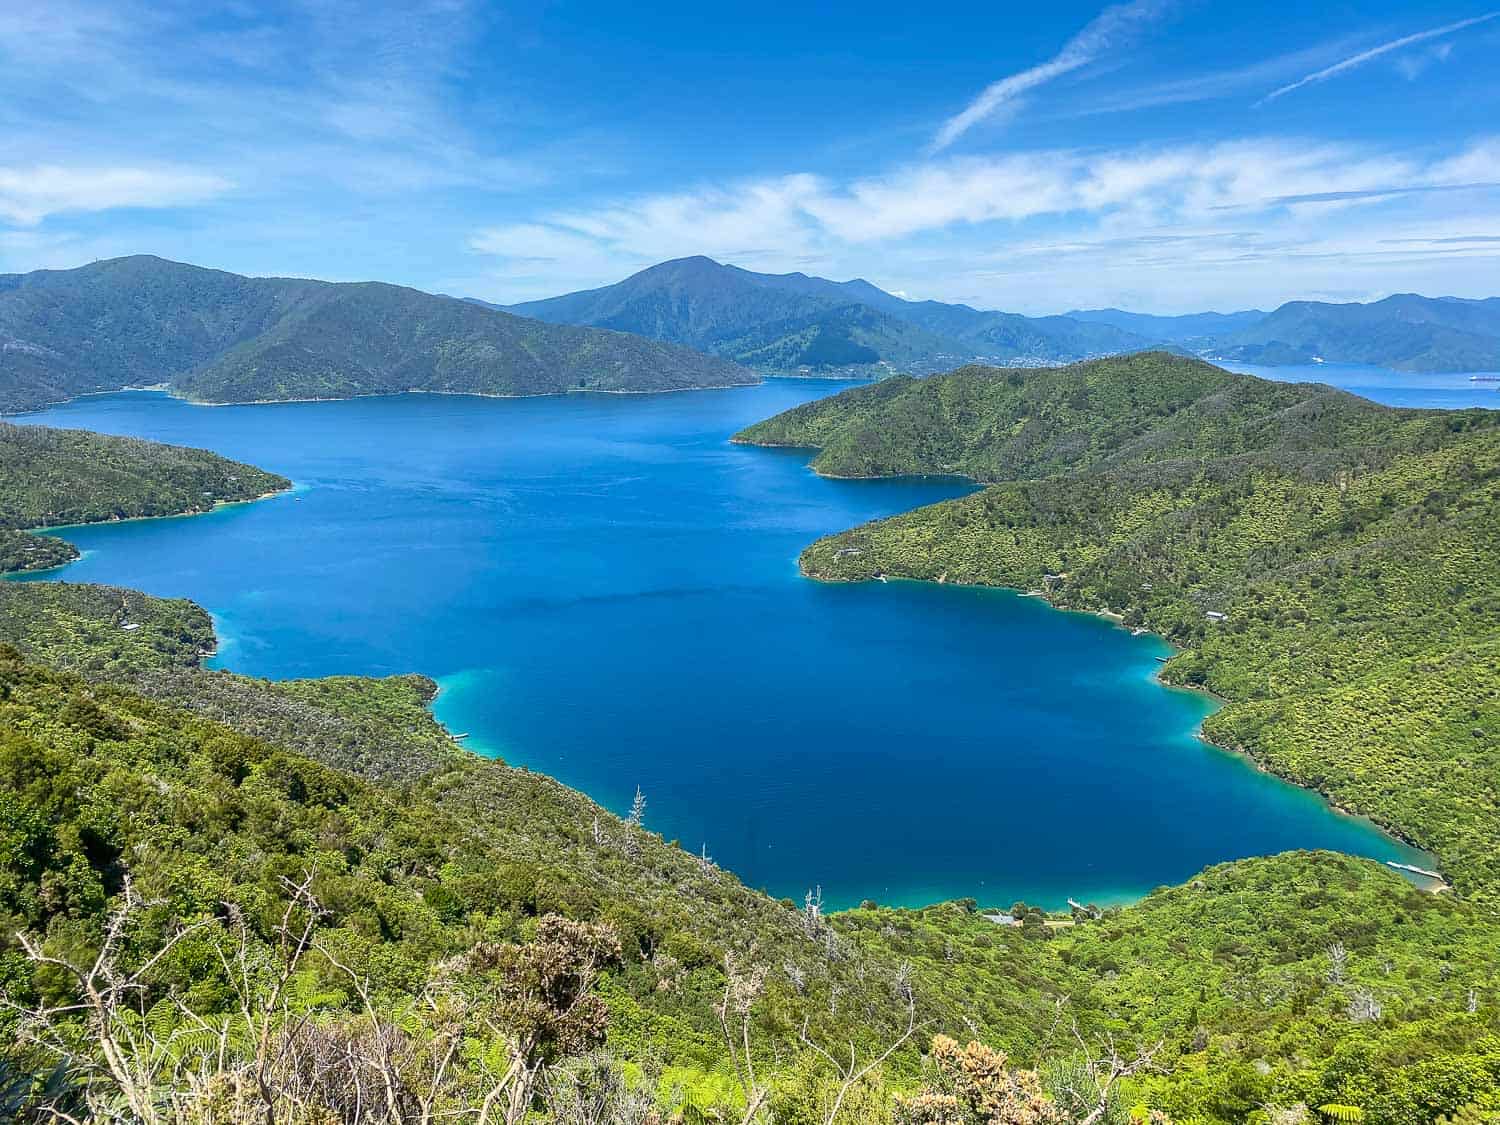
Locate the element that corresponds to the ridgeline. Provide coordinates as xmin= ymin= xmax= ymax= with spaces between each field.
xmin=504 ymin=255 xmax=1153 ymax=377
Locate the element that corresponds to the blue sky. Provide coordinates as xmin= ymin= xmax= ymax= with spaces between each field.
xmin=2 ymin=1 xmax=1498 ymax=313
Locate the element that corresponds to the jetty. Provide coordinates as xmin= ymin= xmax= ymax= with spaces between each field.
xmin=1386 ymin=860 xmax=1443 ymax=880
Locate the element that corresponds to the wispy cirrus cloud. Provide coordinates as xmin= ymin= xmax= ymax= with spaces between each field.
xmin=1257 ymin=10 xmax=1500 ymax=104
xmin=0 ymin=165 xmax=231 ymax=226
xmin=930 ymin=0 xmax=1177 ymax=152
xmin=0 ymin=0 xmax=542 ymax=209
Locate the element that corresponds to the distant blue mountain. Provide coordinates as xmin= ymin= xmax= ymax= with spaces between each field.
xmin=497 ymin=258 xmax=1500 ymax=375
xmin=1066 ymin=307 xmax=1267 ymax=343
xmin=1213 ymin=294 xmax=1500 ymax=372
xmin=503 ymin=257 xmax=1156 ymax=376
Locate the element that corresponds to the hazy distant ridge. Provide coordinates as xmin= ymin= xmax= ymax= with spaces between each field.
xmin=1214 ymin=293 xmax=1500 ymax=372
xmin=505 ymin=256 xmax=1156 ymax=376
xmin=510 ymin=256 xmax=1500 ymax=375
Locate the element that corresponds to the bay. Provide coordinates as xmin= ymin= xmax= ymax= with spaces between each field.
xmin=13 ymin=380 xmax=1430 ymax=909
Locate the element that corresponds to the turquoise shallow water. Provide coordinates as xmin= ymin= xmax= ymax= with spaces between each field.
xmin=13 ymin=381 xmax=1430 ymax=909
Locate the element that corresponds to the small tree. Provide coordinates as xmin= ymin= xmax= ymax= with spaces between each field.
xmin=467 ymin=914 xmax=623 ymax=1122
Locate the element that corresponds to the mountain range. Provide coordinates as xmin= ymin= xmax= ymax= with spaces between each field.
xmin=0 ymin=256 xmax=752 ymax=414
xmin=1216 ymin=293 xmax=1500 ymax=372
xmin=502 ymin=256 xmax=1157 ymax=376
xmin=507 ymin=257 xmax=1500 ymax=376
xmin=3 ymin=255 xmax=1495 ymax=417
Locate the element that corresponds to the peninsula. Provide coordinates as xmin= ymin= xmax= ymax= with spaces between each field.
xmin=0 ymin=420 xmax=291 ymax=572
xmin=735 ymin=352 xmax=1500 ymax=901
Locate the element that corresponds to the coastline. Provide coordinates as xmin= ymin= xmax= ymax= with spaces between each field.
xmin=730 ymin=436 xmax=982 ymax=483
xmin=177 ymin=381 xmax=762 ymax=407
xmin=3 ymin=379 xmax=764 ymax=418
xmin=12 ymin=389 xmax=1451 ymax=907
xmin=745 ymin=432 xmax=1451 ymax=891
xmin=25 ymin=484 xmax=292 ymax=536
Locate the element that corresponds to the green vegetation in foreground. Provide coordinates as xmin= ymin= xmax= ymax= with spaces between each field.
xmin=736 ymin=352 xmax=1500 ymax=903
xmin=0 ymin=420 xmax=289 ymax=573
xmin=2 ymin=580 xmax=1499 ymax=1123
xmin=0 ymin=255 xmax=753 ymax=413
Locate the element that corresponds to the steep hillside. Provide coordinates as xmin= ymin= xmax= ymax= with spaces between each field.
xmin=504 ymin=260 xmax=1500 ymax=375
xmin=0 ymin=256 xmax=753 ymax=412
xmin=1 ymin=582 xmax=1498 ymax=1123
xmin=846 ymin=853 xmax=1500 ymax=1122
xmin=1219 ymin=294 xmax=1500 ymax=372
xmin=505 ymin=256 xmax=827 ymax=348
xmin=0 ymin=421 xmax=290 ymax=572
xmin=739 ymin=354 xmax=1500 ymax=899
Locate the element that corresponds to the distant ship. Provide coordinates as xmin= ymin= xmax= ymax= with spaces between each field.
xmin=1470 ymin=375 xmax=1500 ymax=382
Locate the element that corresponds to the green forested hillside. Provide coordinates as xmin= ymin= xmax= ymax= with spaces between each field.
xmin=847 ymin=853 xmax=1500 ymax=1123
xmin=511 ymin=260 xmax=1500 ymax=376
xmin=731 ymin=352 xmax=1455 ymax=480
xmin=0 ymin=256 xmax=752 ymax=413
xmin=0 ymin=421 xmax=290 ymax=572
xmin=0 ymin=421 xmax=290 ymax=528
xmin=0 ymin=587 xmax=903 ymax=1106
xmin=2 ymin=581 xmax=1498 ymax=1123
xmin=739 ymin=354 xmax=1500 ymax=901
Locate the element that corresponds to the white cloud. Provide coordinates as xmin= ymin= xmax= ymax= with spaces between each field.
xmin=553 ymin=175 xmax=827 ymax=262
xmin=469 ymin=137 xmax=1500 ymax=311
xmin=0 ymin=165 xmax=232 ymax=226
xmin=931 ymin=0 xmax=1175 ymax=151
xmin=0 ymin=0 xmax=548 ymax=206
xmin=1258 ymin=10 xmax=1499 ymax=104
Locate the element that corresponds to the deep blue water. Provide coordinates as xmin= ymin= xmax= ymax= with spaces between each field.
xmin=12 ymin=381 xmax=1430 ymax=909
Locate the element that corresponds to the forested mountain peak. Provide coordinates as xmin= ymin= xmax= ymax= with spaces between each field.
xmin=506 ymin=256 xmax=1154 ymax=376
